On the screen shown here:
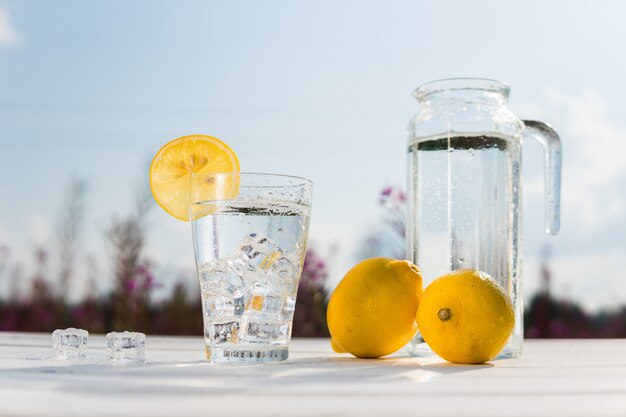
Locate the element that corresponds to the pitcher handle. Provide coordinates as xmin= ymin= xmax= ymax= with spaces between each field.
xmin=522 ymin=120 xmax=562 ymax=235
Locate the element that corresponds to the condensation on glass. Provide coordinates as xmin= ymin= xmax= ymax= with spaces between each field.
xmin=406 ymin=78 xmax=561 ymax=358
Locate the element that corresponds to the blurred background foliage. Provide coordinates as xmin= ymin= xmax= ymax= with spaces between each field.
xmin=0 ymin=175 xmax=330 ymax=337
xmin=1 ymin=179 xmax=624 ymax=338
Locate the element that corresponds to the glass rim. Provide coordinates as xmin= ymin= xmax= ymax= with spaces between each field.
xmin=191 ymin=171 xmax=312 ymax=186
xmin=190 ymin=171 xmax=313 ymax=208
xmin=413 ymin=77 xmax=510 ymax=101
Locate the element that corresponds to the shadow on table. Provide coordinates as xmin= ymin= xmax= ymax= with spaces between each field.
xmin=265 ymin=355 xmax=495 ymax=383
xmin=0 ymin=355 xmax=495 ymax=395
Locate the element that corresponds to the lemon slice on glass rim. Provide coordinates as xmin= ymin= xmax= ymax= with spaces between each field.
xmin=149 ymin=134 xmax=240 ymax=221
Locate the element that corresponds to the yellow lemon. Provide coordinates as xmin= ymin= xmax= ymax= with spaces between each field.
xmin=416 ymin=269 xmax=514 ymax=364
xmin=149 ymin=134 xmax=240 ymax=221
xmin=327 ymin=257 xmax=423 ymax=358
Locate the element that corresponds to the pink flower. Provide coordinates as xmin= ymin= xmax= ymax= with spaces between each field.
xmin=380 ymin=186 xmax=406 ymax=210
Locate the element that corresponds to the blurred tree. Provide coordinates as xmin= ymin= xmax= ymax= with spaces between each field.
xmin=6 ymin=182 xmax=626 ymax=339
xmin=106 ymin=169 xmax=155 ymax=332
xmin=292 ymin=248 xmax=330 ymax=337
xmin=21 ymin=247 xmax=59 ymax=331
xmin=155 ymin=280 xmax=202 ymax=335
xmin=56 ymin=176 xmax=88 ymax=301
xmin=356 ymin=186 xmax=406 ymax=260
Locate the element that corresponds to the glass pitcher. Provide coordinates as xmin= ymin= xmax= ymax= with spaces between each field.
xmin=406 ymin=78 xmax=561 ymax=358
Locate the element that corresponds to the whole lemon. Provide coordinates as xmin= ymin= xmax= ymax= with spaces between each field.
xmin=327 ymin=257 xmax=423 ymax=358
xmin=417 ymin=269 xmax=515 ymax=364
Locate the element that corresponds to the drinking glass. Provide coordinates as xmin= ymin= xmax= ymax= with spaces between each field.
xmin=190 ymin=172 xmax=312 ymax=363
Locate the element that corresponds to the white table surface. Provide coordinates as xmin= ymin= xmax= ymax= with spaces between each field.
xmin=0 ymin=332 xmax=625 ymax=417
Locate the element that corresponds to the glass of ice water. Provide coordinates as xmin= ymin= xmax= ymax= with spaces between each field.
xmin=190 ymin=172 xmax=312 ymax=363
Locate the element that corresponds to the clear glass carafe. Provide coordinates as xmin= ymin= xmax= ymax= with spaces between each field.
xmin=406 ymin=78 xmax=561 ymax=358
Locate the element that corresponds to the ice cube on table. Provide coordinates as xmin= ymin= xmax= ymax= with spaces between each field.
xmin=52 ymin=328 xmax=88 ymax=359
xmin=106 ymin=331 xmax=146 ymax=363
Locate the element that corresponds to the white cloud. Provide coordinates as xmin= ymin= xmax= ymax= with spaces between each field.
xmin=518 ymin=89 xmax=626 ymax=235
xmin=517 ymin=88 xmax=626 ymax=310
xmin=0 ymin=8 xmax=19 ymax=47
xmin=547 ymin=90 xmax=626 ymax=230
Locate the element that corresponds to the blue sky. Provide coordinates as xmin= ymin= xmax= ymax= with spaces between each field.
xmin=1 ymin=1 xmax=626 ymax=309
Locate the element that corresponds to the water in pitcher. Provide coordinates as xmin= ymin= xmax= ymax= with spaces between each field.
xmin=406 ymin=133 xmax=523 ymax=358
